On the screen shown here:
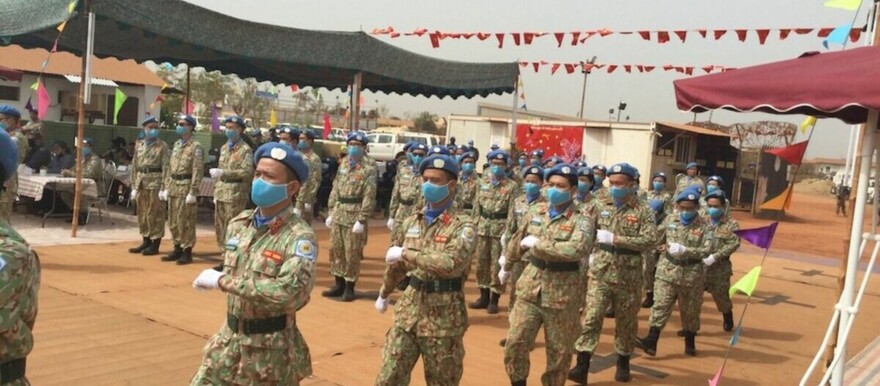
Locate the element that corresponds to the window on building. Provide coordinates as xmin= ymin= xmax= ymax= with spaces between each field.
xmin=674 ymin=135 xmax=694 ymax=164
xmin=0 ymin=86 xmax=19 ymax=101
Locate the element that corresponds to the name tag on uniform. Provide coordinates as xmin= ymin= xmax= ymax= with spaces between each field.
xmin=559 ymin=225 xmax=573 ymax=232
xmin=262 ymin=250 xmax=283 ymax=263
xmin=600 ymin=210 xmax=610 ymax=218
xmin=225 ymin=237 xmax=240 ymax=251
xmin=668 ymin=224 xmax=677 ymax=230
xmin=434 ymin=235 xmax=448 ymax=243
xmin=515 ymin=209 xmax=523 ymax=215
xmin=480 ymin=185 xmax=490 ymax=191
xmin=529 ymin=218 xmax=543 ymax=226
xmin=406 ymin=226 xmax=420 ymax=237
xmin=625 ymin=215 xmax=638 ymax=225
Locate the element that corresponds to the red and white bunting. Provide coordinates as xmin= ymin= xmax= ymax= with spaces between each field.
xmin=517 ymin=61 xmax=734 ymax=76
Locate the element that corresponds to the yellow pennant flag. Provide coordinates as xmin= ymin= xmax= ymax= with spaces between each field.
xmin=113 ymin=88 xmax=128 ymax=124
xmin=269 ymin=108 xmax=277 ymax=127
xmin=30 ymin=79 xmax=40 ymax=90
xmin=57 ymin=21 xmax=67 ymax=32
xmin=824 ymin=0 xmax=861 ymax=10
xmin=730 ymin=266 xmax=762 ymax=298
xmin=759 ymin=185 xmax=793 ymax=211
xmin=67 ymin=0 xmax=77 ymax=13
xmin=800 ymin=116 xmax=817 ymax=134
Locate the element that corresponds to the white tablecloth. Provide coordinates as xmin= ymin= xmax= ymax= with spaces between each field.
xmin=17 ymin=174 xmax=98 ymax=201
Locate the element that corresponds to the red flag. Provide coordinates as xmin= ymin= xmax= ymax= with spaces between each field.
xmin=524 ymin=32 xmax=535 ymax=44
xmin=756 ymin=29 xmax=770 ymax=44
xmin=795 ymin=28 xmax=814 ymax=35
xmin=580 ymin=31 xmax=597 ymax=43
xmin=674 ymin=30 xmax=688 ymax=42
xmin=607 ymin=65 xmax=618 ymax=73
xmin=702 ymin=66 xmax=714 ymax=74
xmin=554 ymin=32 xmax=565 ymax=47
xmin=685 ymin=67 xmax=694 ymax=75
xmin=675 ymin=66 xmax=685 ymax=73
xmin=411 ymin=28 xmax=428 ymax=36
xmin=645 ymin=66 xmax=656 ymax=72
xmin=323 ymin=112 xmax=332 ymax=139
xmin=817 ymin=28 xmax=834 ymax=37
xmin=764 ymin=141 xmax=809 ymax=166
xmin=447 ymin=33 xmax=461 ymax=39
xmin=636 ymin=65 xmax=645 ymax=73
xmin=462 ymin=33 xmax=474 ymax=39
xmin=697 ymin=29 xmax=707 ymax=38
xmin=429 ymin=32 xmax=441 ymax=48
xmin=779 ymin=29 xmax=792 ymax=40
xmin=850 ymin=28 xmax=862 ymax=42
xmin=570 ymin=31 xmax=581 ymax=45
xmin=663 ymin=65 xmax=675 ymax=71
xmin=290 ymin=84 xmax=299 ymax=92
xmin=735 ymin=29 xmax=748 ymax=41
xmin=550 ymin=63 xmax=561 ymax=75
xmin=597 ymin=28 xmax=613 ymax=37
xmin=389 ymin=32 xmax=400 ymax=38
xmin=623 ymin=65 xmax=632 ymax=73
xmin=512 ymin=33 xmax=521 ymax=46
xmin=495 ymin=33 xmax=505 ymax=48
xmin=183 ymin=99 xmax=195 ymax=114
xmin=714 ymin=30 xmax=727 ymax=40
xmin=657 ymin=31 xmax=670 ymax=43
xmin=532 ymin=62 xmax=540 ymax=73
xmin=476 ymin=32 xmax=490 ymax=40
xmin=564 ymin=63 xmax=576 ymax=74
xmin=638 ymin=31 xmax=651 ymax=40
xmin=582 ymin=63 xmax=594 ymax=73
xmin=519 ymin=61 xmax=529 ymax=68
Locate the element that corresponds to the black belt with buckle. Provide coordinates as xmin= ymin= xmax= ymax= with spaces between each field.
xmin=171 ymin=173 xmax=192 ymax=180
xmin=462 ymin=203 xmax=474 ymax=210
xmin=409 ymin=277 xmax=463 ymax=293
xmin=227 ymin=314 xmax=287 ymax=334
xmin=598 ymin=244 xmax=640 ymax=255
xmin=530 ymin=257 xmax=580 ymax=272
xmin=338 ymin=196 xmax=363 ymax=204
xmin=399 ymin=198 xmax=415 ymax=206
xmin=480 ymin=209 xmax=508 ymax=220
xmin=139 ymin=166 xmax=162 ymax=173
xmin=0 ymin=358 xmax=26 ymax=383
xmin=665 ymin=256 xmax=702 ymax=267
xmin=220 ymin=177 xmax=244 ymax=183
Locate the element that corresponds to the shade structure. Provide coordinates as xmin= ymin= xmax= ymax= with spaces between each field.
xmin=674 ymin=46 xmax=880 ymax=124
xmin=1 ymin=0 xmax=519 ymax=98
xmin=0 ymin=65 xmax=23 ymax=81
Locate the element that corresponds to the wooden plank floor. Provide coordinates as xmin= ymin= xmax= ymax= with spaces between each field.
xmin=26 ymin=227 xmax=880 ymax=385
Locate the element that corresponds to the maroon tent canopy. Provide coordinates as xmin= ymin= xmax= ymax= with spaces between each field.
xmin=674 ymin=46 xmax=880 ymax=124
xmin=0 ymin=65 xmax=23 ymax=82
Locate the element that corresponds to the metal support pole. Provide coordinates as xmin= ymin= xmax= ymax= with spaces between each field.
xmin=71 ymin=0 xmax=93 ymax=237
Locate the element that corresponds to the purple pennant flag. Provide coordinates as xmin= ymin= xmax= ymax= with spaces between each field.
xmin=211 ymin=104 xmax=220 ymax=133
xmin=734 ymin=222 xmax=778 ymax=250
xmin=24 ymin=97 xmax=34 ymax=112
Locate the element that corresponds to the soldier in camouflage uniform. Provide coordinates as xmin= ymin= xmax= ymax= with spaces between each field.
xmin=0 ymin=105 xmax=27 ymax=222
xmin=388 ymin=143 xmax=427 ymax=243
xmin=374 ymin=154 xmax=475 ymax=386
xmin=323 ymin=132 xmax=377 ymax=302
xmin=499 ymin=164 xmax=593 ymax=386
xmin=569 ymin=163 xmax=657 ymax=384
xmin=699 ymin=175 xmax=730 ymax=216
xmin=160 ymin=115 xmax=204 ymax=265
xmin=591 ymin=165 xmax=608 ymax=202
xmin=636 ymin=187 xmax=712 ymax=358
xmin=293 ymin=131 xmax=322 ymax=223
xmin=191 ymin=143 xmax=316 ymax=386
xmin=674 ymin=162 xmax=705 ymax=198
xmin=128 ymin=116 xmax=170 ymax=256
xmin=0 ymin=129 xmax=40 ymax=386
xmin=575 ymin=167 xmax=598 ymax=218
xmin=641 ymin=172 xmax=673 ymax=308
xmin=470 ymin=150 xmax=519 ymax=314
xmin=702 ymin=190 xmax=741 ymax=332
xmin=502 ymin=166 xmax=545 ymax=311
xmin=453 ymin=152 xmax=479 ymax=217
xmin=529 ymin=149 xmax=544 ymax=167
xmin=60 ymin=138 xmax=104 ymax=223
xmin=211 ymin=115 xmax=254 ymax=254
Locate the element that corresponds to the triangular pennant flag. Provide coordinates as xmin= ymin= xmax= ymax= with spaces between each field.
xmin=824 ymin=0 xmax=861 ymax=10
xmin=756 ymin=29 xmax=770 ymax=44
xmin=697 ymin=29 xmax=707 ymax=38
xmin=674 ymin=30 xmax=688 ymax=42
xmin=570 ymin=31 xmax=581 ymax=46
xmin=685 ymin=67 xmax=694 ymax=76
xmin=429 ymin=32 xmax=441 ymax=48
xmin=636 ymin=65 xmax=645 ymax=73
xmin=709 ymin=364 xmax=725 ymax=386
xmin=597 ymin=28 xmax=613 ymax=37
xmin=638 ymin=31 xmax=651 ymax=40
xmin=764 ymin=141 xmax=808 ymax=165
xmin=823 ymin=23 xmax=853 ymax=49
xmin=531 ymin=62 xmax=540 ymax=73
xmin=519 ymin=61 xmax=529 ymax=68
xmin=800 ymin=116 xmax=817 ymax=134
xmin=759 ymin=185 xmax=793 ymax=211
xmin=495 ymin=33 xmax=505 ymax=48
xmin=520 ymin=103 xmax=527 ymax=111
xmin=850 ymin=28 xmax=862 ymax=42
xmin=606 ymin=65 xmax=618 ymax=74
xmin=113 ymin=88 xmax=128 ymax=124
xmin=730 ymin=324 xmax=743 ymax=346
xmin=580 ymin=31 xmax=597 ymax=43
xmin=730 ymin=266 xmax=762 ymax=298
xmin=703 ymin=66 xmax=714 ymax=74
xmin=36 ymin=81 xmax=49 ymax=120
xmin=734 ymin=222 xmax=779 ymax=250
xmin=24 ymin=97 xmax=33 ymax=112
xmin=817 ymin=27 xmax=834 ymax=38
xmin=779 ymin=29 xmax=792 ymax=40
xmin=564 ymin=63 xmax=576 ymax=74
xmin=644 ymin=66 xmax=655 ymax=72
xmin=67 ymin=0 xmax=77 ymax=13
xmin=714 ymin=30 xmax=727 ymax=40
xmin=663 ymin=65 xmax=675 ymax=71
xmin=30 ymin=79 xmax=39 ymax=90
xmin=269 ymin=108 xmax=277 ymax=127
xmin=554 ymin=32 xmax=565 ymax=47
xmin=550 ymin=63 xmax=561 ymax=75
xmin=795 ymin=28 xmax=814 ymax=35
xmin=476 ymin=32 xmax=490 ymax=41
xmin=512 ymin=33 xmax=521 ymax=46
xmin=57 ymin=21 xmax=67 ymax=32
xmin=623 ymin=65 xmax=632 ymax=73
xmin=523 ymin=32 xmax=535 ymax=44
xmin=657 ymin=31 xmax=670 ymax=43
xmin=735 ymin=29 xmax=748 ymax=41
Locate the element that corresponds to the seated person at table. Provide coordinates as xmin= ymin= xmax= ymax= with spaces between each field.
xmin=108 ymin=150 xmax=133 ymax=205
xmin=24 ymin=133 xmax=51 ymax=171
xmin=47 ymin=140 xmax=75 ymax=174
xmin=101 ymin=136 xmax=129 ymax=165
xmin=59 ymin=138 xmax=105 ymax=222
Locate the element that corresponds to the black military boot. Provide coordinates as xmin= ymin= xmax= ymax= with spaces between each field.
xmin=469 ymin=288 xmax=490 ymax=309
xmin=636 ymin=326 xmax=661 ymax=357
xmin=341 ymin=281 xmax=356 ymax=302
xmin=605 ymin=309 xmax=615 ymax=318
xmin=176 ymin=247 xmax=193 ymax=265
xmin=567 ymin=351 xmax=592 ymax=384
xmin=723 ymin=311 xmax=734 ymax=332
xmin=487 ymin=291 xmax=501 ymax=314
xmin=141 ymin=238 xmax=161 ymax=256
xmin=322 ymin=276 xmax=345 ymax=297
xmin=499 ymin=337 xmax=507 ymax=347
xmin=616 ymin=354 xmax=632 ymax=382
xmin=684 ymin=331 xmax=697 ymax=356
xmin=511 ymin=380 xmax=526 ymax=386
xmin=161 ymin=244 xmax=183 ymax=262
xmin=641 ymin=291 xmax=654 ymax=308
xmin=128 ymin=237 xmax=150 ymax=253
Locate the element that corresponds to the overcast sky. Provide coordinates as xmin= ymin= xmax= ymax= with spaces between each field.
xmin=185 ymin=0 xmax=874 ymax=158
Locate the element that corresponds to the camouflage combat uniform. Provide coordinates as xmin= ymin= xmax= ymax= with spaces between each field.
xmin=574 ymin=196 xmax=656 ymax=356
xmin=704 ymin=215 xmax=741 ymax=314
xmin=502 ymin=193 xmax=544 ymax=308
xmin=674 ymin=175 xmax=705 ymax=198
xmin=375 ymin=208 xmax=475 ymax=386
xmin=132 ymin=138 xmax=170 ymax=240
xmin=327 ymin=157 xmax=377 ymax=282
xmin=60 ymin=154 xmax=104 ymax=213
xmin=0 ymin=130 xmax=26 ymax=222
xmin=293 ymin=150 xmax=322 ymax=223
xmin=214 ymin=140 xmax=254 ymax=250
xmin=0 ymin=219 xmax=41 ymax=386
xmin=503 ymin=202 xmax=593 ymax=385
xmin=388 ymin=165 xmax=422 ymax=244
xmin=191 ymin=206 xmax=317 ymax=385
xmin=644 ymin=189 xmax=673 ymax=293
xmin=453 ymin=171 xmax=478 ymax=218
xmin=166 ymin=138 xmax=204 ymax=249
xmin=474 ymin=177 xmax=519 ymax=294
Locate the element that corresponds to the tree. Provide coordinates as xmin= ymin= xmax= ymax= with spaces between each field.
xmin=413 ymin=111 xmax=438 ymax=133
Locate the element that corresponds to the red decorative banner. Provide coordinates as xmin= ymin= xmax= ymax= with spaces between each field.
xmin=516 ymin=124 xmax=584 ymax=163
xmin=518 ymin=61 xmax=735 ymax=75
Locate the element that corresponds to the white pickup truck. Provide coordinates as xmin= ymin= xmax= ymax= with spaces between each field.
xmin=366 ymin=132 xmax=441 ymax=161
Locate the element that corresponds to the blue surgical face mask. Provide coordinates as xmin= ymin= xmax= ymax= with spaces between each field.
xmin=707 ymin=207 xmax=723 ymax=219
xmin=610 ymin=186 xmax=630 ymax=200
xmin=411 ymin=155 xmax=424 ymax=167
xmin=680 ymin=210 xmax=698 ymax=222
xmin=594 ymin=176 xmax=605 ymax=187
xmin=175 ymin=125 xmax=186 ymax=136
xmin=524 ymin=182 xmax=541 ymax=197
xmin=82 ymin=147 xmax=92 ymax=157
xmin=422 ymin=181 xmax=450 ymax=203
xmin=547 ymin=187 xmax=572 ymax=206
xmin=462 ymin=163 xmax=475 ymax=174
xmin=145 ymin=128 xmax=159 ymax=139
xmin=297 ymin=141 xmax=308 ymax=150
xmin=518 ymin=159 xmax=527 ymax=167
xmin=348 ymin=145 xmax=364 ymax=157
xmin=251 ymin=178 xmax=290 ymax=207
xmin=456 ymin=155 xmax=463 ymax=162
xmin=0 ymin=122 xmax=7 ymax=132
xmin=490 ymin=165 xmax=505 ymax=178
xmin=577 ymin=181 xmax=591 ymax=194
xmin=531 ymin=159 xmax=541 ymax=167
xmin=653 ymin=182 xmax=665 ymax=191
xmin=225 ymin=129 xmax=239 ymax=140
xmin=707 ymin=185 xmax=718 ymax=194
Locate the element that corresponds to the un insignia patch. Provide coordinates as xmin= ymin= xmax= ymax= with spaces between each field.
xmin=461 ymin=226 xmax=476 ymax=243
xmin=270 ymin=147 xmax=287 ymax=160
xmin=294 ymin=240 xmax=317 ymax=261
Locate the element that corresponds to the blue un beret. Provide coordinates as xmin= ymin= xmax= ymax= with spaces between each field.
xmin=653 ymin=172 xmax=668 ymax=182
xmin=290 ymin=128 xmax=301 ymax=137
xmin=607 ymin=163 xmax=637 ymax=178
xmin=592 ymin=164 xmax=607 ymax=174
xmin=224 ymin=115 xmax=246 ymax=128
xmin=460 ymin=151 xmax=476 ymax=162
xmin=280 ymin=127 xmax=294 ymax=135
xmin=686 ymin=162 xmax=698 ymax=169
xmin=0 ymin=129 xmax=18 ymax=183
xmin=530 ymin=149 xmax=545 ymax=158
xmin=546 ymin=163 xmax=579 ymax=181
xmin=487 ymin=149 xmax=509 ymax=163
xmin=346 ymin=132 xmax=368 ymax=145
xmin=705 ymin=189 xmax=727 ymax=203
xmin=707 ymin=175 xmax=724 ymax=185
xmin=178 ymin=114 xmax=197 ymax=127
xmin=649 ymin=199 xmax=665 ymax=212
xmin=253 ymin=143 xmax=309 ymax=183
xmin=419 ymin=154 xmax=460 ymax=178
xmin=141 ymin=116 xmax=159 ymax=126
xmin=575 ymin=160 xmax=589 ymax=169
xmin=428 ymin=145 xmax=449 ymax=156
xmin=300 ymin=129 xmax=316 ymax=140
xmin=676 ymin=187 xmax=702 ymax=203
xmin=542 ymin=156 xmax=564 ymax=167
xmin=411 ymin=143 xmax=429 ymax=153
xmin=577 ymin=167 xmax=594 ymax=179
xmin=490 ymin=144 xmax=500 ymax=151
xmin=403 ymin=140 xmax=415 ymax=152
xmin=82 ymin=137 xmax=95 ymax=147
xmin=522 ymin=166 xmax=544 ymax=181
xmin=0 ymin=105 xmax=21 ymax=119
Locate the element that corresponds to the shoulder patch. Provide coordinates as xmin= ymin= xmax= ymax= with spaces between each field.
xmin=579 ymin=220 xmax=591 ymax=234
xmin=294 ymin=240 xmax=317 ymax=261
xmin=460 ymin=225 xmax=476 ymax=243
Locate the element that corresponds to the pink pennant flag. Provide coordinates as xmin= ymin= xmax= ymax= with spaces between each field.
xmin=550 ymin=63 xmax=561 ymax=75
xmin=51 ymin=39 xmax=59 ymax=53
xmin=709 ymin=364 xmax=725 ymax=386
xmin=37 ymin=80 xmax=50 ymax=120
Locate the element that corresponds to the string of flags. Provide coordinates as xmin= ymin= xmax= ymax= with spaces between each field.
xmin=518 ymin=61 xmax=736 ymax=75
xmin=26 ymin=0 xmax=78 ymax=120
xmin=371 ymin=26 xmax=864 ymax=49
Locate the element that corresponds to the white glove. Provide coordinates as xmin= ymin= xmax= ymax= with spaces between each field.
xmin=130 ymin=189 xmax=138 ymax=201
xmin=387 ymin=218 xmax=395 ymax=230
xmin=498 ymin=255 xmax=507 ymax=266
xmin=325 ymin=216 xmax=333 ymax=227
xmin=185 ymin=193 xmax=197 ymax=204
xmin=375 ymin=296 xmax=389 ymax=313
xmin=209 ymin=168 xmax=224 ymax=179
xmin=596 ymin=230 xmax=614 ymax=245
xmin=385 ymin=246 xmax=404 ymax=264
xmin=668 ymin=242 xmax=687 ymax=256
xmin=192 ymin=268 xmax=226 ymax=290
xmin=304 ymin=203 xmax=312 ymax=210
xmin=520 ymin=235 xmax=539 ymax=249
xmin=213 ymin=197 xmax=218 ymax=205
xmin=498 ymin=268 xmax=510 ymax=285
xmin=589 ymin=253 xmax=597 ymax=266
xmin=703 ymin=254 xmax=717 ymax=267
xmin=158 ymin=190 xmax=168 ymax=201
xmin=352 ymin=220 xmax=365 ymax=234
xmin=293 ymin=207 xmax=302 ymax=216
xmin=500 ymin=233 xmax=509 ymax=248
